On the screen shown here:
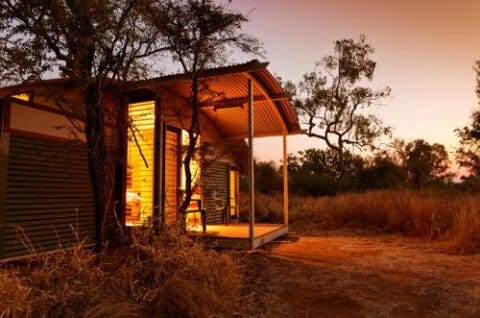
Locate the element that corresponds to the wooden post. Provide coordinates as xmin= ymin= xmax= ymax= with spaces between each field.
xmin=0 ymin=132 xmax=10 ymax=259
xmin=283 ymin=134 xmax=289 ymax=227
xmin=248 ymin=79 xmax=255 ymax=250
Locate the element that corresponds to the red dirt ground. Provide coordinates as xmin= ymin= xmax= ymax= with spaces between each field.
xmin=240 ymin=231 xmax=480 ymax=317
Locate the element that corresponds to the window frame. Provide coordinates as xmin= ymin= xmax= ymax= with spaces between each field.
xmin=0 ymin=99 xmax=4 ymax=132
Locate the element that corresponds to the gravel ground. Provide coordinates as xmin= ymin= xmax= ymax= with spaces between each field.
xmin=239 ymin=231 xmax=480 ymax=317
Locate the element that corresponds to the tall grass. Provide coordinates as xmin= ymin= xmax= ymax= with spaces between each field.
xmin=252 ymin=190 xmax=480 ymax=252
xmin=0 ymin=227 xmax=240 ymax=317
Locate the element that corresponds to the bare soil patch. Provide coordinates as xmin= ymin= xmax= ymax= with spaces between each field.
xmin=240 ymin=231 xmax=480 ymax=317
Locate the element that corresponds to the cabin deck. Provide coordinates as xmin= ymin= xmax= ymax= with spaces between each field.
xmin=189 ymin=223 xmax=288 ymax=249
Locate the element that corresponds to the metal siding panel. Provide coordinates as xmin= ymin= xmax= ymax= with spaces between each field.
xmin=203 ymin=161 xmax=229 ymax=224
xmin=3 ymin=134 xmax=95 ymax=258
xmin=0 ymin=133 xmax=10 ymax=258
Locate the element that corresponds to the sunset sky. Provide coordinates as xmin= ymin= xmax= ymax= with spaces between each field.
xmin=226 ymin=0 xmax=480 ymax=163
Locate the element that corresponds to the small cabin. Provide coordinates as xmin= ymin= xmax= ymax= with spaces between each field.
xmin=0 ymin=60 xmax=300 ymax=260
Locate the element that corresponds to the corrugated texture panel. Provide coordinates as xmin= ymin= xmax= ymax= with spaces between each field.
xmin=3 ymin=134 xmax=95 ymax=258
xmin=164 ymin=130 xmax=179 ymax=224
xmin=203 ymin=161 xmax=229 ymax=224
xmin=201 ymin=100 xmax=284 ymax=138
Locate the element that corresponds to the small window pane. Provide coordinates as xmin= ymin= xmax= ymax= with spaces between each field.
xmin=11 ymin=93 xmax=31 ymax=101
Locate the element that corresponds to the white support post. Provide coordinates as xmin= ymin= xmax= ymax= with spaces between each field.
xmin=248 ymin=79 xmax=255 ymax=250
xmin=283 ymin=134 xmax=289 ymax=227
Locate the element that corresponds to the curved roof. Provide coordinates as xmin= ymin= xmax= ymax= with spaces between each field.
xmin=134 ymin=60 xmax=301 ymax=139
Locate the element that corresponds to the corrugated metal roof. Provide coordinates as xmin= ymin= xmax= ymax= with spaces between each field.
xmin=134 ymin=60 xmax=301 ymax=138
xmin=135 ymin=60 xmax=270 ymax=84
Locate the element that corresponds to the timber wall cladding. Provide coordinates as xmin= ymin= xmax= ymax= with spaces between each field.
xmin=203 ymin=161 xmax=229 ymax=224
xmin=164 ymin=129 xmax=179 ymax=224
xmin=3 ymin=134 xmax=95 ymax=258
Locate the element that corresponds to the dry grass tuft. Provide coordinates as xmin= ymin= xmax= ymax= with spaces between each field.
xmin=253 ymin=190 xmax=480 ymax=252
xmin=0 ymin=271 xmax=32 ymax=317
xmin=0 ymin=227 xmax=241 ymax=317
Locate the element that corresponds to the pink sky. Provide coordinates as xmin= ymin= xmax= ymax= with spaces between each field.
xmin=226 ymin=0 xmax=480 ymax=162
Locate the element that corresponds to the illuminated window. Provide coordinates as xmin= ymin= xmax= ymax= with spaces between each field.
xmin=125 ymin=101 xmax=156 ymax=226
xmin=181 ymin=130 xmax=203 ymax=230
xmin=180 ymin=130 xmax=202 ymax=192
xmin=11 ymin=93 xmax=31 ymax=102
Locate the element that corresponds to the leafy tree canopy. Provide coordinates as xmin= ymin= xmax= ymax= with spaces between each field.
xmin=293 ymin=35 xmax=391 ymax=177
xmin=404 ymin=139 xmax=451 ymax=189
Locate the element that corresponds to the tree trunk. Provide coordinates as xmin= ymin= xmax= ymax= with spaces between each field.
xmin=337 ymin=142 xmax=346 ymax=179
xmin=83 ymin=81 xmax=107 ymax=252
xmin=178 ymin=72 xmax=200 ymax=227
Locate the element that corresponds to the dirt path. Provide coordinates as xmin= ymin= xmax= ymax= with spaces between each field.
xmin=240 ymin=231 xmax=480 ymax=317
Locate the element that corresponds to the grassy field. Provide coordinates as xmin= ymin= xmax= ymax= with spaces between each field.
xmin=252 ymin=189 xmax=480 ymax=253
xmin=2 ymin=189 xmax=480 ymax=316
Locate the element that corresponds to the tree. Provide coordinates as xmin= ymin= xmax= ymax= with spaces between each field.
xmin=298 ymin=148 xmax=364 ymax=180
xmin=456 ymin=109 xmax=480 ymax=177
xmin=144 ymin=0 xmax=262 ymax=223
xmin=359 ymin=151 xmax=406 ymax=190
xmin=454 ymin=61 xmax=480 ymax=178
xmin=294 ymin=35 xmax=391 ymax=177
xmin=0 ymin=0 xmax=167 ymax=250
xmin=404 ymin=139 xmax=450 ymax=189
xmin=255 ymin=161 xmax=282 ymax=194
xmin=286 ymin=148 xmax=364 ymax=195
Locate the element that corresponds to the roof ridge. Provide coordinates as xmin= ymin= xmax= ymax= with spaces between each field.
xmin=134 ymin=59 xmax=269 ymax=85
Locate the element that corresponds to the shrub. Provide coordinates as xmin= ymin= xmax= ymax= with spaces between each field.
xmin=0 ymin=227 xmax=241 ymax=317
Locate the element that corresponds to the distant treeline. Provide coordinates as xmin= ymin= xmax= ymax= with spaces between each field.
xmin=243 ymin=138 xmax=480 ymax=196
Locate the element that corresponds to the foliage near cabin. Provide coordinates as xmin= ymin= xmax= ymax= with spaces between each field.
xmin=143 ymin=0 xmax=262 ymax=221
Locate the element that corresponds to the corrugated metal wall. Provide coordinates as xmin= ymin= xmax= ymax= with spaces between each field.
xmin=203 ymin=161 xmax=229 ymax=224
xmin=2 ymin=134 xmax=95 ymax=258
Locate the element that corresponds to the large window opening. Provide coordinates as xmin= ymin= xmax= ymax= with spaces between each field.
xmin=125 ymin=101 xmax=156 ymax=226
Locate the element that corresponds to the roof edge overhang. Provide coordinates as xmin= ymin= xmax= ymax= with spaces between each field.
xmin=132 ymin=59 xmax=301 ymax=136
xmin=133 ymin=60 xmax=270 ymax=87
xmin=248 ymin=68 xmax=301 ymax=136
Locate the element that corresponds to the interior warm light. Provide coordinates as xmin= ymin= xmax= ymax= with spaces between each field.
xmin=125 ymin=101 xmax=155 ymax=226
xmin=230 ymin=170 xmax=238 ymax=218
xmin=11 ymin=93 xmax=31 ymax=101
xmin=181 ymin=130 xmax=204 ymax=229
